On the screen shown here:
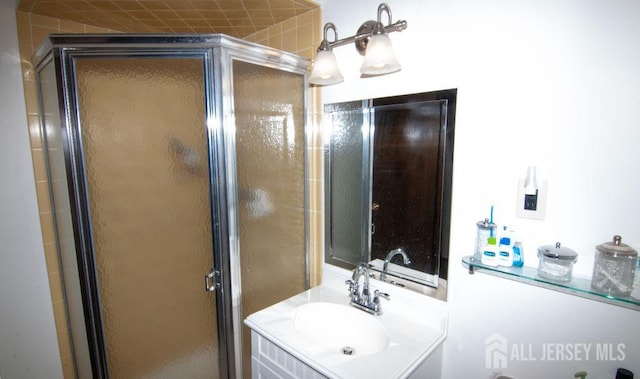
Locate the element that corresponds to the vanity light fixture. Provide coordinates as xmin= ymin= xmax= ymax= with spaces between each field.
xmin=309 ymin=3 xmax=407 ymax=86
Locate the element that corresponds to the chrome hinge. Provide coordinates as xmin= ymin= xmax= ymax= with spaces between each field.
xmin=205 ymin=268 xmax=220 ymax=292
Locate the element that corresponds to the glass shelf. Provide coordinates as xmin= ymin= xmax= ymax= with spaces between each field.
xmin=462 ymin=256 xmax=640 ymax=312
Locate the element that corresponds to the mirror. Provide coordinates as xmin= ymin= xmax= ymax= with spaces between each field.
xmin=324 ymin=90 xmax=456 ymax=296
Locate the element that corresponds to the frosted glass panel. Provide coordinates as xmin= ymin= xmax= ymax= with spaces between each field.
xmin=75 ymin=57 xmax=218 ymax=378
xmin=328 ymin=109 xmax=367 ymax=264
xmin=39 ymin=60 xmax=93 ymax=378
xmin=232 ymin=60 xmax=306 ymax=378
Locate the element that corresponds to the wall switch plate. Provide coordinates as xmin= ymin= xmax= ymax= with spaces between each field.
xmin=516 ymin=179 xmax=547 ymax=220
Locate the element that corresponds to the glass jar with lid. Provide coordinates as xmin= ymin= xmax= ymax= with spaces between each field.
xmin=591 ymin=235 xmax=638 ymax=297
xmin=474 ymin=218 xmax=497 ymax=262
xmin=537 ymin=242 xmax=578 ymax=282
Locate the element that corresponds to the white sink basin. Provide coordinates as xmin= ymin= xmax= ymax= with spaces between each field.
xmin=293 ymin=302 xmax=390 ymax=356
xmin=244 ymin=265 xmax=448 ymax=379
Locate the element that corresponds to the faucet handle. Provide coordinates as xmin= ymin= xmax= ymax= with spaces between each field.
xmin=372 ymin=290 xmax=390 ymax=314
xmin=373 ymin=290 xmax=390 ymax=301
xmin=345 ymin=279 xmax=357 ymax=292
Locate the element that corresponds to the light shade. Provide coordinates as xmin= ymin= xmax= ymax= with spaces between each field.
xmin=359 ymin=33 xmax=401 ymax=76
xmin=309 ymin=50 xmax=344 ymax=85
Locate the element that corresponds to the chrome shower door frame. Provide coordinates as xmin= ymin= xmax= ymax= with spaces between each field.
xmin=215 ymin=38 xmax=311 ymax=378
xmin=33 ymin=34 xmax=310 ymax=379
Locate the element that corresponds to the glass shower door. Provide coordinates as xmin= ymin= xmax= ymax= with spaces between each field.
xmin=73 ymin=56 xmax=219 ymax=378
xmin=231 ymin=60 xmax=307 ymax=378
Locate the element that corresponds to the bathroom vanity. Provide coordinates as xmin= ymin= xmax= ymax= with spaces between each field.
xmin=244 ymin=265 xmax=448 ymax=379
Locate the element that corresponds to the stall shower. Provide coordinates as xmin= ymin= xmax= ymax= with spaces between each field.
xmin=34 ymin=35 xmax=309 ymax=378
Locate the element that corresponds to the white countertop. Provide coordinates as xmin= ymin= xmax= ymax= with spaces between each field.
xmin=244 ymin=264 xmax=448 ymax=379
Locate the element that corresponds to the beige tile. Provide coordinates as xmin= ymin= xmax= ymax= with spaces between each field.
xmin=49 ymin=271 xmax=64 ymax=302
xmin=21 ymin=60 xmax=36 ymax=84
xmin=297 ymin=9 xmax=314 ymax=27
xmin=61 ymin=356 xmax=76 ymax=379
xmin=253 ymin=28 xmax=269 ymax=42
xmin=174 ymin=26 xmax=197 ymax=33
xmin=183 ymin=18 xmax=209 ymax=27
xmin=44 ymin=241 xmax=60 ymax=273
xmin=312 ymin=8 xmax=322 ymax=45
xmin=56 ymin=326 xmax=73 ymax=358
xmin=297 ymin=46 xmax=313 ymax=60
xmin=27 ymin=115 xmax=42 ymax=149
xmin=52 ymin=298 xmax=67 ymax=327
xmin=251 ymin=17 xmax=275 ymax=28
xmin=19 ymin=43 xmax=35 ymax=67
xmin=115 ymin=1 xmax=147 ymax=11
xmin=59 ymin=18 xmax=88 ymax=33
xmin=31 ymin=25 xmax=57 ymax=51
xmin=271 ymin=8 xmax=296 ymax=21
xmin=191 ymin=26 xmax=214 ymax=33
xmin=86 ymin=1 xmax=119 ymax=12
xmin=281 ymin=16 xmax=296 ymax=32
xmin=58 ymin=1 xmax=97 ymax=12
xmin=190 ymin=0 xmax=220 ymax=10
xmin=308 ymin=209 xmax=323 ymax=286
xmin=22 ymin=79 xmax=40 ymax=115
xmin=268 ymin=21 xmax=282 ymax=37
xmin=31 ymin=148 xmax=47 ymax=181
xmin=164 ymin=18 xmax=189 ymax=28
xmin=195 ymin=9 xmax=225 ymax=19
xmin=174 ymin=9 xmax=207 ymax=19
xmin=16 ymin=11 xmax=33 ymax=46
xmin=268 ymin=33 xmax=282 ymax=50
xmin=246 ymin=9 xmax=272 ymax=19
xmin=308 ymin=177 xmax=323 ymax=213
xmin=309 ymin=147 xmax=324 ymax=181
xmin=282 ymin=29 xmax=296 ymax=53
xmin=39 ymin=211 xmax=56 ymax=244
xmin=35 ymin=179 xmax=52 ymax=213
xmin=296 ymin=21 xmax=313 ymax=52
xmin=138 ymin=18 xmax=167 ymax=27
xmin=83 ymin=24 xmax=119 ymax=33
xmin=243 ymin=33 xmax=257 ymax=43
xmin=17 ymin=0 xmax=36 ymax=12
xmin=19 ymin=0 xmax=321 ymax=38
xmin=139 ymin=0 xmax=172 ymax=10
xmin=30 ymin=13 xmax=59 ymax=29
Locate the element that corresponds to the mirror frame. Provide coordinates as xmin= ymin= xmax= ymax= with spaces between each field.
xmin=323 ymin=89 xmax=457 ymax=293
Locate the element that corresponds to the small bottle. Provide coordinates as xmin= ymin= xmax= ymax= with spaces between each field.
xmin=498 ymin=228 xmax=513 ymax=267
xmin=512 ymin=240 xmax=524 ymax=267
xmin=482 ymin=237 xmax=499 ymax=266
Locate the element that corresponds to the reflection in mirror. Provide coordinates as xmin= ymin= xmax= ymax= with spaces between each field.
xmin=324 ymin=90 xmax=456 ymax=297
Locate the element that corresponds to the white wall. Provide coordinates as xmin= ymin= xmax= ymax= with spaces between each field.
xmin=318 ymin=0 xmax=640 ymax=378
xmin=0 ymin=0 xmax=63 ymax=377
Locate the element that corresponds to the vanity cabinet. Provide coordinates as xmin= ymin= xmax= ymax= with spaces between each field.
xmin=251 ymin=331 xmax=327 ymax=379
xmin=250 ymin=330 xmax=442 ymax=379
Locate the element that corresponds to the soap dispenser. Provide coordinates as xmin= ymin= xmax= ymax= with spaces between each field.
xmin=498 ymin=227 xmax=513 ymax=267
xmin=482 ymin=237 xmax=499 ymax=266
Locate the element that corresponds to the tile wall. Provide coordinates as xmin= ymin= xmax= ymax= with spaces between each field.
xmin=15 ymin=7 xmax=323 ymax=378
xmin=244 ymin=8 xmax=324 ymax=288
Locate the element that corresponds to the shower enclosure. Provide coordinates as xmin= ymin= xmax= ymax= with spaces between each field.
xmin=33 ymin=35 xmax=309 ymax=378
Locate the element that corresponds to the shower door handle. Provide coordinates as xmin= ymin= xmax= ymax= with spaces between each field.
xmin=205 ymin=268 xmax=220 ymax=292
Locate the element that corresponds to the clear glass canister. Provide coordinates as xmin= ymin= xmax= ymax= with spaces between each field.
xmin=591 ymin=235 xmax=638 ymax=297
xmin=474 ymin=218 xmax=497 ymax=262
xmin=537 ymin=242 xmax=578 ymax=282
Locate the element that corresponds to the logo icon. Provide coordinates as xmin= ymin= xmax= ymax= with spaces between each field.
xmin=486 ymin=333 xmax=508 ymax=369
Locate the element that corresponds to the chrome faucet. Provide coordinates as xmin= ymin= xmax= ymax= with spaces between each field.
xmin=381 ymin=248 xmax=411 ymax=281
xmin=345 ymin=263 xmax=389 ymax=315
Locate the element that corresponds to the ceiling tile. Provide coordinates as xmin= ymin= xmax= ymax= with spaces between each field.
xmin=18 ymin=0 xmax=319 ymax=38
